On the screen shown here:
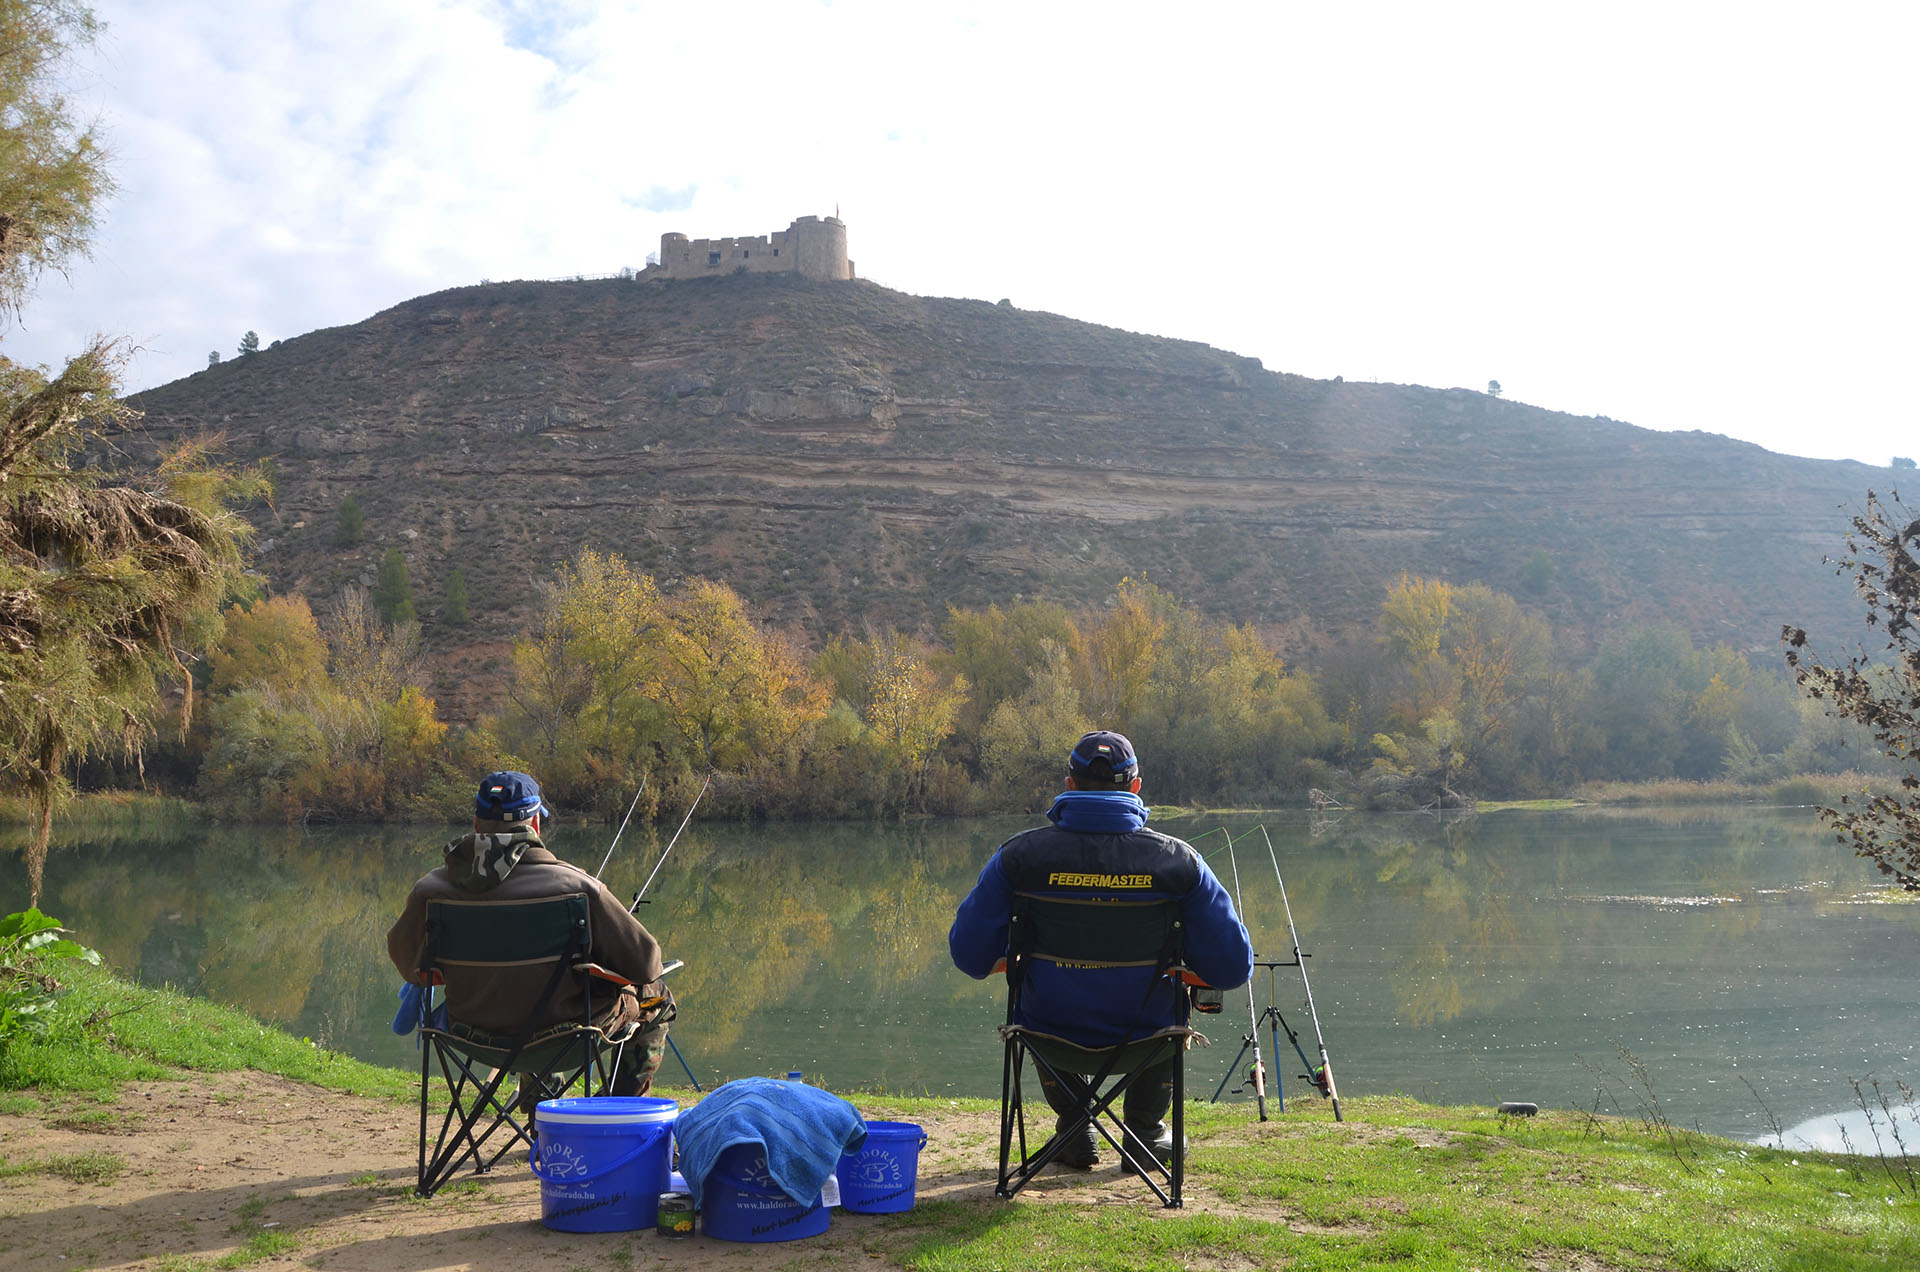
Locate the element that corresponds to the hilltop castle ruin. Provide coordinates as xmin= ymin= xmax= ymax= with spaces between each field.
xmin=650 ymin=214 xmax=854 ymax=283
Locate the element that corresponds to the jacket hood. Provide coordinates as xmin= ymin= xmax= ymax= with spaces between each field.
xmin=441 ymin=829 xmax=544 ymax=892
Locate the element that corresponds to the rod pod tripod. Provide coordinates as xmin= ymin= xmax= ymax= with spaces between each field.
xmin=1210 ymin=957 xmax=1330 ymax=1116
xmin=1198 ymin=824 xmax=1344 ymax=1122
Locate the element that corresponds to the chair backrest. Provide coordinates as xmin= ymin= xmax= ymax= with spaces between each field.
xmin=421 ymin=894 xmax=592 ymax=1033
xmin=1008 ymin=893 xmax=1184 ymax=983
xmin=424 ymin=893 xmax=591 ymax=965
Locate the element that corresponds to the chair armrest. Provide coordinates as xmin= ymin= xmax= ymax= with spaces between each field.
xmin=576 ymin=962 xmax=635 ymax=988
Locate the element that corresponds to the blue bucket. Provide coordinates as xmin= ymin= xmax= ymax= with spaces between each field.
xmin=837 ymin=1121 xmax=928 ymax=1213
xmin=531 ymin=1096 xmax=677 ymax=1233
xmin=701 ymin=1143 xmax=829 ymax=1242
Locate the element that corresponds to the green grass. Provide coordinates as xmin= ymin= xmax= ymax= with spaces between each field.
xmin=4 ymin=964 xmax=1917 ymax=1269
xmin=839 ymin=1093 xmax=1920 ymax=1271
xmin=0 ymin=1148 xmax=126 ymax=1184
xmin=0 ymin=959 xmax=414 ymax=1102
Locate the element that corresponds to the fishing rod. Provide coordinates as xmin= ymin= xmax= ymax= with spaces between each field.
xmin=1220 ymin=827 xmax=1269 ymax=1120
xmin=622 ymin=771 xmax=713 ymax=1092
xmin=1259 ymin=823 xmax=1343 ymax=1121
xmin=629 ymin=771 xmax=712 ymax=912
xmin=593 ymin=775 xmax=648 ymax=880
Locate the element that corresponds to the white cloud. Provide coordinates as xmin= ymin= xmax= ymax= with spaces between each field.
xmin=5 ymin=0 xmax=1915 ymax=466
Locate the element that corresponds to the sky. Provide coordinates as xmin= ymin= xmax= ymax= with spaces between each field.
xmin=8 ymin=0 xmax=1917 ymax=467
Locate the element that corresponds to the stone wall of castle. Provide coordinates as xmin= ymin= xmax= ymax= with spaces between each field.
xmin=656 ymin=215 xmax=853 ymax=282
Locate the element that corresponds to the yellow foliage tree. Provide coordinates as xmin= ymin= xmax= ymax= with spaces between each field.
xmin=1079 ymin=577 xmax=1170 ymax=732
xmin=209 ymin=595 xmax=327 ymax=697
xmin=656 ymin=578 xmax=827 ymax=776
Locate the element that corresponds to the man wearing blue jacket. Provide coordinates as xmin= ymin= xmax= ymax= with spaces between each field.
xmin=950 ymin=730 xmax=1254 ymax=1170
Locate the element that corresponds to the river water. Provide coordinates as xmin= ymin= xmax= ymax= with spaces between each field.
xmin=5 ymin=804 xmax=1914 ymax=1148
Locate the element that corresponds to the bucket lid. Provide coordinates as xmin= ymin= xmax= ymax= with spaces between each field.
xmin=537 ymin=1095 xmax=679 ymax=1125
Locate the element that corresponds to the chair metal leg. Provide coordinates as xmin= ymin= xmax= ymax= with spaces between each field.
xmin=997 ymin=1035 xmax=1021 ymax=1196
xmin=1170 ymin=1042 xmax=1185 ymax=1207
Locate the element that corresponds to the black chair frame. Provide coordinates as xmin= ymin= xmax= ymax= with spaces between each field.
xmin=413 ymin=892 xmax=651 ymax=1197
xmin=996 ymin=894 xmax=1200 ymax=1208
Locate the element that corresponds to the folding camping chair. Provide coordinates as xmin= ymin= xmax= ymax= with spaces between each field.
xmin=996 ymin=894 xmax=1203 ymax=1208
xmin=412 ymin=892 xmax=672 ymax=1197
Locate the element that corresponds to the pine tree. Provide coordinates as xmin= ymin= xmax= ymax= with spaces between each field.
xmin=335 ymin=494 xmax=364 ymax=545
xmin=373 ymin=548 xmax=416 ymax=624
xmin=440 ymin=568 xmax=470 ymax=625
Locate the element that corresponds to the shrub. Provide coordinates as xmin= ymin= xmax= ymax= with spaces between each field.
xmin=0 ymin=911 xmax=101 ymax=1052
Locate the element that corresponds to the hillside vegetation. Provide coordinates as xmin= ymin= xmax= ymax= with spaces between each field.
xmin=122 ymin=272 xmax=1880 ymax=724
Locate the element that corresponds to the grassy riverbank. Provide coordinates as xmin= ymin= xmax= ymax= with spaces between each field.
xmin=3 ymin=965 xmax=1917 ymax=1270
xmin=0 ymin=771 xmax=1885 ymax=835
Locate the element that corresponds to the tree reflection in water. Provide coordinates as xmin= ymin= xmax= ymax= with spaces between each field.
xmin=4 ymin=807 xmax=1912 ymax=1141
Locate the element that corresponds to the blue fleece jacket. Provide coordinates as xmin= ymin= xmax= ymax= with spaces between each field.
xmin=948 ymin=793 xmax=1253 ymax=1047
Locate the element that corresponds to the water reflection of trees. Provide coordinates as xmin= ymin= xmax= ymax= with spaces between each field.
xmin=1179 ymin=809 xmax=1873 ymax=1035
xmin=4 ymin=808 xmax=1882 ymax=1085
xmin=0 ymin=818 xmax=1007 ymax=1068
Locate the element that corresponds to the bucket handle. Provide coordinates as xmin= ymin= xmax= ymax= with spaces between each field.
xmin=530 ymin=1134 xmax=656 ymax=1185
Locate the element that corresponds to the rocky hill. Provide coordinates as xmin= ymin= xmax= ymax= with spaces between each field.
xmin=123 ymin=271 xmax=1884 ymax=718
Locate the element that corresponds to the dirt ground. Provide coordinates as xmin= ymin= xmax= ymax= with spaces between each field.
xmin=0 ymin=1071 xmax=1255 ymax=1271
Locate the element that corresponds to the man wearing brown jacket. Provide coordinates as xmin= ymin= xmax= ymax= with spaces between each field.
xmin=386 ymin=770 xmax=671 ymax=1096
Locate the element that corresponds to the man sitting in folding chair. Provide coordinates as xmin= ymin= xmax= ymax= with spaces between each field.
xmin=386 ymin=770 xmax=674 ymax=1193
xmin=950 ymin=731 xmax=1253 ymax=1201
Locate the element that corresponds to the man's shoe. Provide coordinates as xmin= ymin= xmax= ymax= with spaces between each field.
xmin=1050 ymin=1118 xmax=1099 ymax=1169
xmin=1118 ymin=1121 xmax=1179 ymax=1176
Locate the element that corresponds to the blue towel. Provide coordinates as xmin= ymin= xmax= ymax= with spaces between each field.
xmin=389 ymin=982 xmax=446 ymax=1036
xmin=673 ymin=1077 xmax=868 ymax=1210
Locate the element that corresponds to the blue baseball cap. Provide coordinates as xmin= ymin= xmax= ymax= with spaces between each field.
xmin=475 ymin=770 xmax=552 ymax=823
xmin=1069 ymin=731 xmax=1138 ymax=787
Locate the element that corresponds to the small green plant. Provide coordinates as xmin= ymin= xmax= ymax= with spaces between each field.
xmin=0 ymin=909 xmax=101 ymax=1050
xmin=0 ymin=1149 xmax=125 ymax=1184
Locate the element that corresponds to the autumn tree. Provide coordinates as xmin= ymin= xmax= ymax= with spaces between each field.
xmin=1078 ymin=577 xmax=1170 ymax=733
xmin=505 ymin=549 xmax=666 ymax=800
xmin=1784 ymin=491 xmax=1920 ymax=887
xmin=655 ymin=579 xmax=828 ymax=782
xmin=941 ymin=599 xmax=1080 ymax=745
xmin=1369 ymin=576 xmax=1555 ymax=799
xmin=1446 ymin=584 xmax=1553 ymax=770
xmin=3 ymin=1 xmax=261 ymax=900
xmin=811 ymin=626 xmax=968 ymax=812
xmin=196 ymin=589 xmax=448 ymax=821
xmin=978 ymin=640 xmax=1088 ymax=806
xmin=860 ymin=629 xmax=968 ymax=807
xmin=208 ymin=595 xmax=327 ymax=697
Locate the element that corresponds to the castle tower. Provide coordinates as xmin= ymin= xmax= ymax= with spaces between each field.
xmin=788 ymin=216 xmax=851 ymax=282
xmin=659 ymin=231 xmax=690 ymax=272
